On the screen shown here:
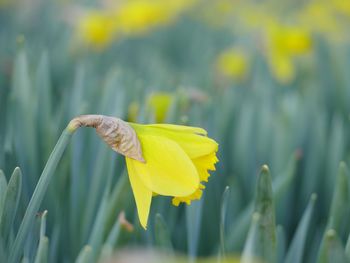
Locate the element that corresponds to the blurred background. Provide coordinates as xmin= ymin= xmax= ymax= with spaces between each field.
xmin=1 ymin=0 xmax=350 ymax=262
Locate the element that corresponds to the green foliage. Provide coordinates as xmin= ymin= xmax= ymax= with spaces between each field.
xmin=1 ymin=2 xmax=350 ymax=263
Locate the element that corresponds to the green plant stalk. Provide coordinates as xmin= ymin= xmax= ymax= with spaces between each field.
xmin=9 ymin=128 xmax=74 ymax=263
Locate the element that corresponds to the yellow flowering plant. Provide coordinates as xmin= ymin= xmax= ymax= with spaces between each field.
xmin=264 ymin=24 xmax=313 ymax=84
xmin=215 ymin=47 xmax=249 ymax=81
xmin=75 ymin=0 xmax=197 ymax=49
xmin=77 ymin=11 xmax=116 ymax=50
xmin=68 ymin=115 xmax=218 ymax=229
xmin=147 ymin=92 xmax=174 ymax=123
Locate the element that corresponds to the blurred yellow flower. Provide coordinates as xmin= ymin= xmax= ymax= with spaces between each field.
xmin=270 ymin=27 xmax=312 ymax=55
xmin=332 ymin=0 xmax=350 ymax=16
xmin=266 ymin=25 xmax=313 ymax=84
xmin=216 ymin=48 xmax=249 ymax=81
xmin=115 ymin=0 xmax=197 ymax=35
xmin=269 ymin=54 xmax=295 ymax=84
xmin=147 ymin=92 xmax=173 ymax=123
xmin=298 ymin=2 xmax=338 ymax=36
xmin=126 ymin=123 xmax=218 ymax=228
xmin=75 ymin=0 xmax=197 ymax=49
xmin=127 ymin=102 xmax=140 ymax=123
xmin=77 ymin=11 xmax=116 ymax=49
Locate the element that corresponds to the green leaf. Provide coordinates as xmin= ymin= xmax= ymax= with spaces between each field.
xmin=34 ymin=212 xmax=49 ymax=263
xmin=0 ymin=167 xmax=22 ymax=242
xmin=327 ymin=162 xmax=349 ymax=231
xmin=219 ymin=186 xmax=230 ymax=259
xmin=105 ymin=172 xmax=132 ymax=237
xmin=75 ymin=245 xmax=92 ymax=263
xmin=0 ymin=170 xmax=7 ymax=218
xmin=345 ymin=234 xmax=350 ymax=261
xmin=241 ymin=212 xmax=263 ymax=263
xmin=253 ymin=165 xmax=276 ymax=263
xmin=39 ymin=210 xmax=48 ymax=238
xmin=240 ymin=165 xmax=278 ymax=263
xmin=186 ymin=198 xmax=203 ymax=260
xmin=226 ymin=154 xmax=297 ymax=251
xmin=98 ymin=213 xmax=123 ymax=262
xmin=82 ymin=146 xmax=114 ymax=242
xmin=318 ymin=162 xmax=349 ymax=262
xmin=285 ymin=194 xmax=317 ymax=263
xmin=276 ymin=225 xmax=286 ymax=263
xmin=322 ymin=229 xmax=348 ymax=263
xmin=11 ymin=49 xmax=38 ymax=177
xmin=154 ymin=213 xmax=173 ymax=252
xmin=36 ymin=51 xmax=54 ymax=155
xmin=345 ymin=231 xmax=350 ymax=260
xmin=34 ymin=236 xmax=48 ymax=263
xmin=9 ymin=129 xmax=73 ymax=263
xmin=87 ymin=191 xmax=109 ymax=263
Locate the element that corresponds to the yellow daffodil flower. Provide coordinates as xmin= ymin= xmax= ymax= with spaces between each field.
xmin=126 ymin=123 xmax=218 ymax=228
xmin=68 ymin=115 xmax=218 ymax=229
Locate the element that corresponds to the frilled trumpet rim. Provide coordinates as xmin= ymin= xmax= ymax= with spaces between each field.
xmin=68 ymin=115 xmax=145 ymax=162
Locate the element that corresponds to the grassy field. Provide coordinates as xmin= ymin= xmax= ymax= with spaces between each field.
xmin=1 ymin=0 xmax=350 ymax=262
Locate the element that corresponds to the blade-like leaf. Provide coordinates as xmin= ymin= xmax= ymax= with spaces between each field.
xmin=240 ymin=165 xmax=277 ymax=263
xmin=327 ymin=162 xmax=349 ymax=231
xmin=317 ymin=162 xmax=349 ymax=262
xmin=154 ymin=213 xmax=173 ymax=252
xmin=219 ymin=186 xmax=230 ymax=259
xmin=87 ymin=191 xmax=109 ymax=263
xmin=226 ymin=154 xmax=297 ymax=251
xmin=34 ymin=210 xmax=48 ymax=263
xmin=0 ymin=170 xmax=7 ymax=218
xmin=0 ymin=167 xmax=22 ymax=242
xmin=345 ymin=231 xmax=350 ymax=260
xmin=276 ymin=225 xmax=286 ymax=263
xmin=285 ymin=194 xmax=317 ymax=263
xmin=253 ymin=165 xmax=276 ymax=262
xmin=34 ymin=236 xmax=48 ymax=263
xmin=75 ymin=245 xmax=92 ymax=263
xmin=186 ymin=198 xmax=203 ymax=261
xmin=9 ymin=129 xmax=73 ymax=263
xmin=241 ymin=212 xmax=262 ymax=263
xmin=322 ymin=229 xmax=348 ymax=263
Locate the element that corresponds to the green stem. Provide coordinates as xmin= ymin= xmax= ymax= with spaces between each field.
xmin=9 ymin=128 xmax=74 ymax=263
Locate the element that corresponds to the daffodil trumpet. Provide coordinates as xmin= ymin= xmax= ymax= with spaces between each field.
xmin=68 ymin=114 xmax=219 ymax=229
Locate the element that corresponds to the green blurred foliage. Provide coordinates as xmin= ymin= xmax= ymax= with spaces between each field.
xmin=1 ymin=0 xmax=350 ymax=262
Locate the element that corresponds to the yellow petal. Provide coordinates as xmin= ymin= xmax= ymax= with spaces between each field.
xmin=192 ymin=152 xmax=219 ymax=182
xmin=141 ymin=123 xmax=208 ymax=135
xmin=193 ymin=152 xmax=219 ymax=170
xmin=126 ymin=134 xmax=199 ymax=196
xmin=172 ymin=183 xmax=205 ymax=206
xmin=172 ymin=151 xmax=218 ymax=206
xmin=126 ymin=158 xmax=152 ymax=229
xmin=130 ymin=123 xmax=218 ymax=159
